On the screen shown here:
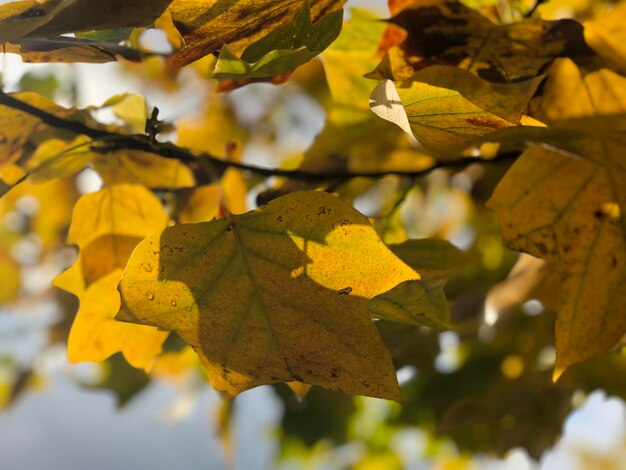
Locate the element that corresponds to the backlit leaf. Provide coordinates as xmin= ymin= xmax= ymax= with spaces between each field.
xmin=167 ymin=0 xmax=345 ymax=68
xmin=118 ymin=191 xmax=419 ymax=399
xmin=396 ymin=66 xmax=542 ymax=154
xmin=212 ymin=1 xmax=343 ymax=80
xmin=67 ymin=184 xmax=168 ymax=252
xmin=488 ymin=60 xmax=626 ymax=378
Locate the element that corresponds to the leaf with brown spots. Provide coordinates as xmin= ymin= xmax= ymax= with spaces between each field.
xmin=117 ymin=191 xmax=420 ymax=399
xmin=393 ymin=65 xmax=543 ymax=154
xmin=488 ymin=59 xmax=626 ymax=378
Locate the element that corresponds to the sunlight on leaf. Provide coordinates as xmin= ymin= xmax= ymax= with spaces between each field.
xmin=396 ymin=66 xmax=542 ymax=154
xmin=488 ymin=61 xmax=626 ymax=378
xmin=118 ymin=191 xmax=419 ymax=399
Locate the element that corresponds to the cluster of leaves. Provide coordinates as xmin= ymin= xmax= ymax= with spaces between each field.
xmin=2 ymin=0 xmax=626 ymax=463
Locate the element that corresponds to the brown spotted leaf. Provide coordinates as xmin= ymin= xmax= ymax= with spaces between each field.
xmin=488 ymin=59 xmax=626 ymax=378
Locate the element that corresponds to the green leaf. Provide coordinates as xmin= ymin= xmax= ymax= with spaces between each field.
xmin=75 ymin=28 xmax=133 ymax=44
xmin=370 ymin=238 xmax=466 ymax=328
xmin=118 ymin=191 xmax=420 ymax=399
xmin=168 ymin=0 xmax=346 ymax=69
xmin=213 ymin=0 xmax=343 ymax=80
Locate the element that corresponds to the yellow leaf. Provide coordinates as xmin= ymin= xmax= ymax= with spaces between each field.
xmin=3 ymin=177 xmax=77 ymax=249
xmin=176 ymin=184 xmax=221 ymax=224
xmin=221 ymin=168 xmax=247 ymax=215
xmin=65 ymin=184 xmax=169 ymax=286
xmin=66 ymin=268 xmax=167 ymax=369
xmin=108 ymin=94 xmax=147 ymax=134
xmin=118 ymin=191 xmax=419 ymax=399
xmin=584 ymin=2 xmax=626 ymax=73
xmin=27 ymin=135 xmax=93 ymax=182
xmin=0 ymin=247 xmax=20 ymax=304
xmin=488 ymin=60 xmax=626 ymax=377
xmin=68 ymin=184 xmax=168 ymax=251
xmin=21 ymin=0 xmax=173 ymax=37
xmin=286 ymin=381 xmax=312 ymax=400
xmin=93 ymin=150 xmax=195 ymax=189
xmin=151 ymin=347 xmax=199 ymax=380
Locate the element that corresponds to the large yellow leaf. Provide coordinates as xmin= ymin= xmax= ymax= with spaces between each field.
xmin=167 ymin=0 xmax=345 ymax=68
xmin=57 ymin=266 xmax=167 ymax=369
xmin=118 ymin=191 xmax=419 ymax=399
xmin=488 ymin=59 xmax=626 ymax=378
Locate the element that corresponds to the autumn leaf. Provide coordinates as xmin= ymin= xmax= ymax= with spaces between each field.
xmin=584 ymin=1 xmax=626 ymax=73
xmin=54 ymin=184 xmax=170 ymax=367
xmin=489 ymin=59 xmax=626 ymax=378
xmin=3 ymin=36 xmax=145 ymax=63
xmin=167 ymin=0 xmax=345 ymax=69
xmin=0 ymin=0 xmax=73 ymax=44
xmin=56 ymin=267 xmax=167 ymax=369
xmin=118 ymin=191 xmax=419 ymax=399
xmin=369 ymin=238 xmax=466 ymax=327
xmin=0 ymin=91 xmax=69 ymax=164
xmin=368 ymin=0 xmax=594 ymax=83
xmin=212 ymin=0 xmax=343 ymax=81
xmin=8 ymin=0 xmax=172 ymax=38
xmin=393 ymin=66 xmax=542 ymax=154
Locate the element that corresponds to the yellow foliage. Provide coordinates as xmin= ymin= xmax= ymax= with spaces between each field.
xmin=63 ymin=267 xmax=167 ymax=369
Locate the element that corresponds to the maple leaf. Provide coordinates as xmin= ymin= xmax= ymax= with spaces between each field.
xmin=117 ymin=191 xmax=419 ymax=399
xmin=489 ymin=59 xmax=626 ymax=378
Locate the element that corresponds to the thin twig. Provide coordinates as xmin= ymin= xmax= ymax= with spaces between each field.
xmin=524 ymin=0 xmax=548 ymax=17
xmin=0 ymin=90 xmax=520 ymax=183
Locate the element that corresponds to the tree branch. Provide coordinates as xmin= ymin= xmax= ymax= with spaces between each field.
xmin=0 ymin=90 xmax=519 ymax=183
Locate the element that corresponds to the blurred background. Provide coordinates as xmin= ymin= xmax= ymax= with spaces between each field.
xmin=1 ymin=0 xmax=626 ymax=468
